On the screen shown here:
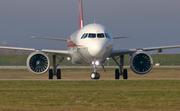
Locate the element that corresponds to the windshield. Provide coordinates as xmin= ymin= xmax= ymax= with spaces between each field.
xmin=81 ymin=33 xmax=109 ymax=39
xmin=97 ymin=33 xmax=105 ymax=38
xmin=88 ymin=33 xmax=96 ymax=38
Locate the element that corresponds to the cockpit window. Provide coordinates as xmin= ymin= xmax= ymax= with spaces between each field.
xmin=81 ymin=33 xmax=110 ymax=39
xmin=81 ymin=33 xmax=88 ymax=39
xmin=81 ymin=33 xmax=85 ymax=39
xmin=97 ymin=33 xmax=105 ymax=38
xmin=105 ymin=33 xmax=111 ymax=39
xmin=88 ymin=33 xmax=96 ymax=38
xmin=84 ymin=33 xmax=88 ymax=38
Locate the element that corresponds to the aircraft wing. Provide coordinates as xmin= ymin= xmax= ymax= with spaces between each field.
xmin=0 ymin=46 xmax=70 ymax=57
xmin=109 ymin=45 xmax=180 ymax=57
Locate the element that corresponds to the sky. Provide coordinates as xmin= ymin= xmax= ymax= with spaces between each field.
xmin=0 ymin=0 xmax=180 ymax=54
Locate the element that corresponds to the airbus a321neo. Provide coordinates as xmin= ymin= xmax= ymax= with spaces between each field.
xmin=1 ymin=0 xmax=180 ymax=79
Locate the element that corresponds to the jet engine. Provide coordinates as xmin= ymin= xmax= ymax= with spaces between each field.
xmin=26 ymin=51 xmax=50 ymax=75
xmin=130 ymin=51 xmax=153 ymax=74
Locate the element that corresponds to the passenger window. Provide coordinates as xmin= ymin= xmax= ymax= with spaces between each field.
xmin=88 ymin=33 xmax=96 ymax=38
xmin=97 ymin=33 xmax=105 ymax=38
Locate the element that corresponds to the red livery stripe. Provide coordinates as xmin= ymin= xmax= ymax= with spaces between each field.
xmin=67 ymin=38 xmax=84 ymax=47
xmin=79 ymin=0 xmax=82 ymax=29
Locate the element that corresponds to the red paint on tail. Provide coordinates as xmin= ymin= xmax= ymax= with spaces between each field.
xmin=79 ymin=0 xmax=83 ymax=29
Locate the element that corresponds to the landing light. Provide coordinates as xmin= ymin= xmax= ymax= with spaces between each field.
xmin=92 ymin=61 xmax=99 ymax=65
xmin=95 ymin=61 xmax=99 ymax=65
xmin=67 ymin=57 xmax=71 ymax=60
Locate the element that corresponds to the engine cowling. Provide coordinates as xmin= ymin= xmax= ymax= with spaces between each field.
xmin=26 ymin=51 xmax=50 ymax=75
xmin=130 ymin=51 xmax=153 ymax=74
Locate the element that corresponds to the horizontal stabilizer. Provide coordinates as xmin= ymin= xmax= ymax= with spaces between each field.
xmin=113 ymin=36 xmax=130 ymax=39
xmin=31 ymin=36 xmax=67 ymax=42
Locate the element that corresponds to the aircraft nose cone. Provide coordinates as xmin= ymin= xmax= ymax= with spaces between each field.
xmin=88 ymin=42 xmax=106 ymax=57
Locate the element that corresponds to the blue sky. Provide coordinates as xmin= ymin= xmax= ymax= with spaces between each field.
xmin=0 ymin=0 xmax=180 ymax=53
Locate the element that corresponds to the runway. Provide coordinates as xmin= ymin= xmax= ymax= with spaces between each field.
xmin=0 ymin=66 xmax=122 ymax=69
xmin=1 ymin=66 xmax=180 ymax=69
xmin=0 ymin=78 xmax=180 ymax=81
xmin=0 ymin=66 xmax=179 ymax=81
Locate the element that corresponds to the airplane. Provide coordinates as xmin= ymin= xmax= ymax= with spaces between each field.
xmin=1 ymin=0 xmax=180 ymax=79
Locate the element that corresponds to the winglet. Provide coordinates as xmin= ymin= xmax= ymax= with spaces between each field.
xmin=79 ymin=0 xmax=84 ymax=29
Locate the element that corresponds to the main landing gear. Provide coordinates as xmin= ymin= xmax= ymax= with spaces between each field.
xmin=90 ymin=62 xmax=100 ymax=79
xmin=112 ymin=55 xmax=128 ymax=79
xmin=49 ymin=55 xmax=64 ymax=79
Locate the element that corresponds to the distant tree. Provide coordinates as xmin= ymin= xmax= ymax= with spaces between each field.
xmin=0 ymin=42 xmax=19 ymax=55
xmin=0 ymin=42 xmax=31 ymax=55
xmin=22 ymin=51 xmax=31 ymax=55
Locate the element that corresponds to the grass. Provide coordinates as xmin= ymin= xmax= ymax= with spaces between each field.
xmin=0 ymin=80 xmax=180 ymax=111
xmin=0 ymin=68 xmax=180 ymax=110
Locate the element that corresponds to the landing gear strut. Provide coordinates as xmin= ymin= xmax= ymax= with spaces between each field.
xmin=49 ymin=55 xmax=64 ymax=79
xmin=112 ymin=55 xmax=128 ymax=79
xmin=90 ymin=62 xmax=100 ymax=79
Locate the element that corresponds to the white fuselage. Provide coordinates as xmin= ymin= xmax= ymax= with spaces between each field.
xmin=67 ymin=24 xmax=113 ymax=65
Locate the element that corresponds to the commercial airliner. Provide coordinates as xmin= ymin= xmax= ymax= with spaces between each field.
xmin=1 ymin=0 xmax=180 ymax=79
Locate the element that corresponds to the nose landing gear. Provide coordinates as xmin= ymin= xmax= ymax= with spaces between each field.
xmin=90 ymin=61 xmax=100 ymax=79
xmin=90 ymin=72 xmax=100 ymax=79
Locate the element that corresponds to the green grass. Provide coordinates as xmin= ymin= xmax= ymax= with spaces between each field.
xmin=0 ymin=68 xmax=180 ymax=110
xmin=0 ymin=80 xmax=179 ymax=111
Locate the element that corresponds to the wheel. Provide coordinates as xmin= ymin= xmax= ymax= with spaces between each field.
xmin=90 ymin=72 xmax=96 ymax=79
xmin=115 ymin=69 xmax=119 ymax=79
xmin=90 ymin=72 xmax=100 ymax=79
xmin=123 ymin=69 xmax=128 ymax=79
xmin=57 ymin=69 xmax=61 ymax=79
xmin=96 ymin=73 xmax=100 ymax=79
xmin=49 ymin=69 xmax=53 ymax=79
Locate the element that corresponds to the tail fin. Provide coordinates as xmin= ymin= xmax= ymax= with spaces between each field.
xmin=79 ymin=0 xmax=84 ymax=29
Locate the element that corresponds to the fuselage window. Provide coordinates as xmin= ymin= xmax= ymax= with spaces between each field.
xmin=97 ymin=33 xmax=105 ymax=38
xmin=88 ymin=33 xmax=96 ymax=38
xmin=105 ymin=33 xmax=111 ymax=39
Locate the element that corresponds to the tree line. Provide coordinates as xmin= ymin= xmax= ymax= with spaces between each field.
xmin=0 ymin=42 xmax=30 ymax=55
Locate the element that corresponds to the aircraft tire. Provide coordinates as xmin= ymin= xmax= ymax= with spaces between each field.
xmin=123 ymin=69 xmax=128 ymax=79
xmin=57 ymin=69 xmax=61 ymax=79
xmin=115 ymin=69 xmax=119 ymax=79
xmin=90 ymin=72 xmax=100 ymax=79
xmin=90 ymin=72 xmax=96 ymax=79
xmin=49 ymin=69 xmax=53 ymax=79
xmin=96 ymin=73 xmax=100 ymax=79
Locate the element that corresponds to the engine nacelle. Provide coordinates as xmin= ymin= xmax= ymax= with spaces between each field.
xmin=130 ymin=51 xmax=153 ymax=74
xmin=26 ymin=51 xmax=50 ymax=75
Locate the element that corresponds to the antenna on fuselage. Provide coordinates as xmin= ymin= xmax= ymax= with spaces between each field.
xmin=79 ymin=0 xmax=84 ymax=29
